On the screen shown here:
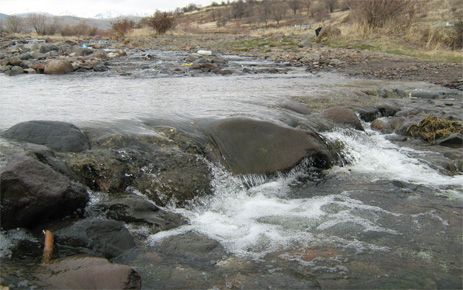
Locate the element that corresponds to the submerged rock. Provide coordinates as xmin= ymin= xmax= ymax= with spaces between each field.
xmin=97 ymin=196 xmax=186 ymax=233
xmin=2 ymin=121 xmax=90 ymax=152
xmin=44 ymin=59 xmax=73 ymax=74
xmin=36 ymin=256 xmax=141 ymax=290
xmin=156 ymin=232 xmax=227 ymax=267
xmin=55 ymin=218 xmax=136 ymax=259
xmin=0 ymin=155 xmax=88 ymax=229
xmin=322 ymin=106 xmax=364 ymax=131
xmin=204 ymin=118 xmax=333 ymax=175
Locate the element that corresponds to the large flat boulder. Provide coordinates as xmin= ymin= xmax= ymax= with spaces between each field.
xmin=37 ymin=256 xmax=141 ymax=290
xmin=204 ymin=118 xmax=333 ymax=175
xmin=0 ymin=155 xmax=88 ymax=229
xmin=2 ymin=120 xmax=90 ymax=152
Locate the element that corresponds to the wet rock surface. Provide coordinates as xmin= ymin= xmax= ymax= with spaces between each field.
xmin=36 ymin=256 xmax=141 ymax=290
xmin=0 ymin=155 xmax=88 ymax=229
xmin=0 ymin=46 xmax=462 ymax=290
xmin=2 ymin=121 xmax=90 ymax=152
xmin=203 ymin=118 xmax=334 ymax=175
xmin=55 ymin=218 xmax=136 ymax=259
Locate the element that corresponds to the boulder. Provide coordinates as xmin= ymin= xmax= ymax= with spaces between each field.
xmin=371 ymin=117 xmax=405 ymax=134
xmin=322 ymin=106 xmax=364 ymax=131
xmin=39 ymin=44 xmax=59 ymax=53
xmin=44 ymin=60 xmax=74 ymax=74
xmin=0 ymin=155 xmax=88 ymax=229
xmin=435 ymin=134 xmax=463 ymax=148
xmin=133 ymin=149 xmax=212 ymax=206
xmin=6 ymin=65 xmax=24 ymax=76
xmin=2 ymin=121 xmax=90 ymax=152
xmin=55 ymin=218 xmax=136 ymax=259
xmin=97 ymin=196 xmax=186 ymax=233
xmin=36 ymin=256 xmax=141 ymax=290
xmin=156 ymin=232 xmax=226 ymax=267
xmin=357 ymin=107 xmax=381 ymax=122
xmin=203 ymin=118 xmax=333 ymax=175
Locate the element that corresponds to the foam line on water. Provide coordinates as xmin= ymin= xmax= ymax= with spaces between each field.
xmin=323 ymin=129 xmax=463 ymax=188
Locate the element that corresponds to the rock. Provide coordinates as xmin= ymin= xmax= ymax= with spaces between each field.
xmin=6 ymin=66 xmax=24 ymax=76
xmin=281 ymin=101 xmax=311 ymax=115
xmin=316 ymin=26 xmax=341 ymax=42
xmin=133 ymin=149 xmax=212 ymax=206
xmin=24 ymin=68 xmax=36 ymax=74
xmin=377 ymin=104 xmax=400 ymax=117
xmin=74 ymin=48 xmax=93 ymax=56
xmin=0 ymin=155 xmax=88 ymax=229
xmin=3 ymin=121 xmax=90 ymax=152
xmin=435 ymin=134 xmax=463 ymax=148
xmin=97 ymin=196 xmax=186 ymax=233
xmin=322 ymin=106 xmax=364 ymax=131
xmin=55 ymin=218 xmax=136 ymax=259
xmin=358 ymin=107 xmax=381 ymax=122
xmin=203 ymin=118 xmax=334 ymax=175
xmin=36 ymin=256 xmax=141 ymax=290
xmin=156 ymin=232 xmax=226 ymax=266
xmin=39 ymin=44 xmax=59 ymax=53
xmin=44 ymin=60 xmax=74 ymax=74
xmin=371 ymin=117 xmax=405 ymax=134
xmin=6 ymin=57 xmax=22 ymax=66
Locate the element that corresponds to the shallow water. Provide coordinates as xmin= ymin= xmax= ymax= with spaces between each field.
xmin=0 ymin=54 xmax=462 ymax=289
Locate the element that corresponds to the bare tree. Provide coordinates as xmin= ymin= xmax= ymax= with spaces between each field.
xmin=5 ymin=15 xmax=23 ymax=33
xmin=349 ymin=0 xmax=416 ymax=29
xmin=259 ymin=0 xmax=272 ymax=26
xmin=289 ymin=0 xmax=301 ymax=15
xmin=302 ymin=0 xmax=312 ymax=14
xmin=231 ymin=0 xmax=246 ymax=19
xmin=111 ymin=18 xmax=135 ymax=38
xmin=271 ymin=1 xmax=288 ymax=25
xmin=325 ymin=0 xmax=337 ymax=13
xmin=146 ymin=11 xmax=175 ymax=34
xmin=28 ymin=13 xmax=49 ymax=35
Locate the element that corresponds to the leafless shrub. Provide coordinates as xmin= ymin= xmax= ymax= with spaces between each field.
xmin=146 ymin=11 xmax=175 ymax=34
xmin=5 ymin=15 xmax=24 ymax=33
xmin=271 ymin=1 xmax=288 ymax=25
xmin=28 ymin=14 xmax=49 ymax=35
xmin=449 ymin=0 xmax=463 ymax=49
xmin=111 ymin=18 xmax=135 ymax=38
xmin=60 ymin=21 xmax=99 ymax=36
xmin=289 ymin=0 xmax=301 ymax=15
xmin=349 ymin=0 xmax=416 ymax=29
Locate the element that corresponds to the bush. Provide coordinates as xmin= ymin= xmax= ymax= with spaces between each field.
xmin=349 ymin=0 xmax=416 ymax=29
xmin=111 ymin=18 xmax=135 ymax=38
xmin=146 ymin=11 xmax=175 ymax=34
xmin=60 ymin=21 xmax=99 ymax=36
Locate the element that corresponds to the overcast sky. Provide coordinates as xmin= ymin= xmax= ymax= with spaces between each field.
xmin=0 ymin=0 xmax=215 ymax=18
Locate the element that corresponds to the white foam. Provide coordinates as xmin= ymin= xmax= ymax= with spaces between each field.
xmin=149 ymin=165 xmax=399 ymax=258
xmin=148 ymin=129 xmax=462 ymax=258
xmin=324 ymin=129 xmax=463 ymax=189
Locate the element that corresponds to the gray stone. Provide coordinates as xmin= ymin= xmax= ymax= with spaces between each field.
xmin=36 ymin=256 xmax=141 ymax=290
xmin=3 ymin=121 xmax=90 ymax=152
xmin=56 ymin=218 xmax=136 ymax=259
xmin=322 ymin=106 xmax=364 ymax=131
xmin=204 ymin=118 xmax=334 ymax=175
xmin=0 ymin=155 xmax=88 ymax=229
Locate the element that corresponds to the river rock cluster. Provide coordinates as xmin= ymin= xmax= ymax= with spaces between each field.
xmin=1 ymin=90 xmax=462 ymax=287
xmin=0 ymin=36 xmax=129 ymax=76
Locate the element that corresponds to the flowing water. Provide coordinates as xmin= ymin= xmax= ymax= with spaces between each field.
xmin=0 ymin=52 xmax=462 ymax=289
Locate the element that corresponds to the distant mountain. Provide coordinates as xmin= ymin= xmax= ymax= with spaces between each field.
xmin=0 ymin=13 xmax=8 ymax=20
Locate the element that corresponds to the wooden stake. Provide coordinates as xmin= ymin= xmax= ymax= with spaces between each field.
xmin=42 ymin=230 xmax=54 ymax=264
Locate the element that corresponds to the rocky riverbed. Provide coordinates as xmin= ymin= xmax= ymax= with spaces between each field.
xmin=0 ymin=42 xmax=462 ymax=289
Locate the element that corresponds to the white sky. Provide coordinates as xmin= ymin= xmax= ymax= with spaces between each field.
xmin=0 ymin=0 xmax=216 ymax=18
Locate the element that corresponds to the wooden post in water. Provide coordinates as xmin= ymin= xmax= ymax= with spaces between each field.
xmin=42 ymin=230 xmax=54 ymax=264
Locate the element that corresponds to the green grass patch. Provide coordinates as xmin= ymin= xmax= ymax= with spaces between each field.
xmin=327 ymin=37 xmax=463 ymax=63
